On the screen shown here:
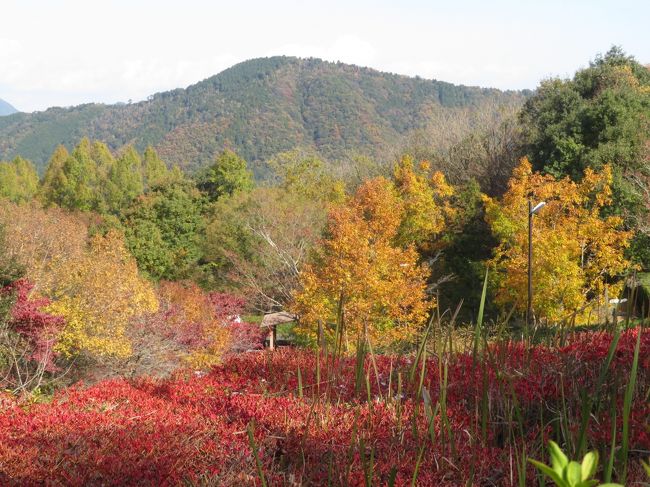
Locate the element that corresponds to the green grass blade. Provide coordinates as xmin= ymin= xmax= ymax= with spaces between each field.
xmin=247 ymin=421 xmax=267 ymax=487
xmin=472 ymin=268 xmax=489 ymax=361
xmin=620 ymin=328 xmax=641 ymax=484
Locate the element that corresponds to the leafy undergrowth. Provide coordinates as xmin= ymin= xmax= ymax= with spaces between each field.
xmin=0 ymin=329 xmax=648 ymax=486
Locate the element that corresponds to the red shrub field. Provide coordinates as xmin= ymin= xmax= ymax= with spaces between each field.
xmin=0 ymin=329 xmax=648 ymax=486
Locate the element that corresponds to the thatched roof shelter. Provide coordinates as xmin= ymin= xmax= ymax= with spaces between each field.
xmin=261 ymin=311 xmax=296 ymax=328
xmin=260 ymin=312 xmax=296 ymax=350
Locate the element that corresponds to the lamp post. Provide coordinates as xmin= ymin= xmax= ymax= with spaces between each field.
xmin=527 ymin=200 xmax=546 ymax=328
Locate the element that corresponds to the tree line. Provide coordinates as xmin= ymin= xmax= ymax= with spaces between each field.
xmin=0 ymin=46 xmax=647 ymax=363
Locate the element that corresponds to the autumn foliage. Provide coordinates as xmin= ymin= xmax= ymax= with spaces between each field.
xmin=0 ymin=202 xmax=160 ymax=360
xmin=484 ymin=158 xmax=632 ymax=323
xmin=0 ymin=280 xmax=64 ymax=392
xmin=0 ymin=329 xmax=647 ymax=485
xmin=392 ymin=155 xmax=455 ymax=250
xmin=46 ymin=231 xmax=159 ymax=359
xmin=293 ymin=177 xmax=432 ymax=350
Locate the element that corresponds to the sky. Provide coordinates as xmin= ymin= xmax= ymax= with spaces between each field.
xmin=1 ymin=0 xmax=648 ymax=113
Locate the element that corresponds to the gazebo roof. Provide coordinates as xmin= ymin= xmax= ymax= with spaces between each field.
xmin=260 ymin=311 xmax=296 ymax=328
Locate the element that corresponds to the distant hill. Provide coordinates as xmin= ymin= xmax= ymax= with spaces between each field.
xmin=0 ymin=98 xmax=18 ymax=116
xmin=0 ymin=57 xmax=529 ymax=175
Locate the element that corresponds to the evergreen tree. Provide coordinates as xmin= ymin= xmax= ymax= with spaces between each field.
xmin=39 ymin=145 xmax=70 ymax=207
xmin=38 ymin=140 xmax=160 ymax=215
xmin=521 ymin=47 xmax=650 ymax=267
xmin=142 ymin=146 xmax=169 ymax=190
xmin=197 ymin=149 xmax=253 ymax=201
xmin=122 ymin=177 xmax=205 ymax=280
xmin=0 ymin=157 xmax=39 ymax=203
xmin=41 ymin=138 xmax=101 ymax=212
xmin=105 ymin=146 xmax=144 ymax=213
xmin=91 ymin=141 xmax=116 ymax=179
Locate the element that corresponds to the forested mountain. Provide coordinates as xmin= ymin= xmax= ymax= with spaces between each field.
xmin=0 ymin=98 xmax=18 ymax=116
xmin=0 ymin=57 xmax=528 ymax=175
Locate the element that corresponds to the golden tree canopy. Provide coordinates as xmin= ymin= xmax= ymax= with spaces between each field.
xmin=393 ymin=155 xmax=455 ymax=249
xmin=0 ymin=202 xmax=158 ymax=358
xmin=292 ymin=177 xmax=431 ymax=350
xmin=484 ymin=158 xmax=632 ymax=323
xmin=46 ymin=231 xmax=158 ymax=358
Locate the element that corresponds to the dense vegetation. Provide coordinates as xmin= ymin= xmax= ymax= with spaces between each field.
xmin=0 ymin=47 xmax=648 ymax=485
xmin=521 ymin=47 xmax=650 ymax=269
xmin=0 ymin=335 xmax=647 ymax=485
xmin=0 ymin=56 xmax=527 ymax=175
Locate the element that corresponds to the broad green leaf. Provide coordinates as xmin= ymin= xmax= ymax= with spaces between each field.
xmin=549 ymin=441 xmax=569 ymax=474
xmin=565 ymin=461 xmax=581 ymax=485
xmin=528 ymin=459 xmax=566 ymax=486
xmin=580 ymin=451 xmax=598 ymax=481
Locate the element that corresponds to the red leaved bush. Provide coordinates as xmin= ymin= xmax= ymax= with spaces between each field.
xmin=210 ymin=291 xmax=265 ymax=353
xmin=0 ymin=280 xmax=64 ymax=392
xmin=0 ymin=329 xmax=647 ymax=485
xmin=121 ymin=287 xmax=263 ymax=378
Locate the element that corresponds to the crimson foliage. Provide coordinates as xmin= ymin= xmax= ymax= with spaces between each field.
xmin=1 ymin=279 xmax=64 ymax=376
xmin=0 ymin=329 xmax=647 ymax=485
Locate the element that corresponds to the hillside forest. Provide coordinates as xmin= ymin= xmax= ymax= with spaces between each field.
xmin=0 ymin=47 xmax=649 ymax=486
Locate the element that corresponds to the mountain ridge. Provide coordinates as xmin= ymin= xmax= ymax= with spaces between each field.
xmin=0 ymin=56 xmax=530 ymax=174
xmin=0 ymin=98 xmax=18 ymax=116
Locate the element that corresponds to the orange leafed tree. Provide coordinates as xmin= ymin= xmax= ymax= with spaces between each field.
xmin=484 ymin=158 xmax=632 ymax=323
xmin=292 ymin=177 xmax=431 ymax=350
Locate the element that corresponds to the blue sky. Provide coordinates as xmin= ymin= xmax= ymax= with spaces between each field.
xmin=1 ymin=0 xmax=648 ymax=112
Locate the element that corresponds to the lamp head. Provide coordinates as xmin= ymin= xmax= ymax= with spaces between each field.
xmin=530 ymin=201 xmax=546 ymax=215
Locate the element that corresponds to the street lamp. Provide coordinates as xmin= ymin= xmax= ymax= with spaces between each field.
xmin=527 ymin=200 xmax=546 ymax=328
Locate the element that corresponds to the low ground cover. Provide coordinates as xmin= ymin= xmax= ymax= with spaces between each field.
xmin=0 ymin=328 xmax=647 ymax=485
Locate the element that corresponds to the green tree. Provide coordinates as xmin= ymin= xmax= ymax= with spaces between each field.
xmin=122 ymin=178 xmax=205 ymax=280
xmin=197 ymin=149 xmax=253 ymax=201
xmin=0 ymin=157 xmax=39 ymax=203
xmin=267 ymin=148 xmax=344 ymax=202
xmin=521 ymin=47 xmax=650 ymax=267
xmin=39 ymin=140 xmax=159 ymax=216
xmin=39 ymin=145 xmax=69 ymax=207
xmin=142 ymin=146 xmax=170 ymax=190
xmin=105 ymin=146 xmax=144 ymax=213
xmin=91 ymin=140 xmax=117 ymax=180
xmin=39 ymin=138 xmax=101 ymax=211
xmin=435 ymin=180 xmax=498 ymax=319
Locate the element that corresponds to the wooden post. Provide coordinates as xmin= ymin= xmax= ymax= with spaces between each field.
xmin=268 ymin=325 xmax=275 ymax=351
xmin=527 ymin=200 xmax=533 ymax=329
xmin=604 ymin=285 xmax=609 ymax=326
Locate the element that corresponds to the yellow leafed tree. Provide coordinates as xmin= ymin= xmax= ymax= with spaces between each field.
xmin=46 ymin=231 xmax=158 ymax=358
xmin=292 ymin=177 xmax=431 ymax=350
xmin=0 ymin=202 xmax=158 ymax=358
xmin=393 ymin=155 xmax=455 ymax=249
xmin=484 ymin=158 xmax=632 ymax=323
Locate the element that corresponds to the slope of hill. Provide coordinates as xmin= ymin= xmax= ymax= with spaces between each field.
xmin=0 ymin=57 xmax=529 ymax=174
xmin=0 ymin=98 xmax=18 ymax=116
